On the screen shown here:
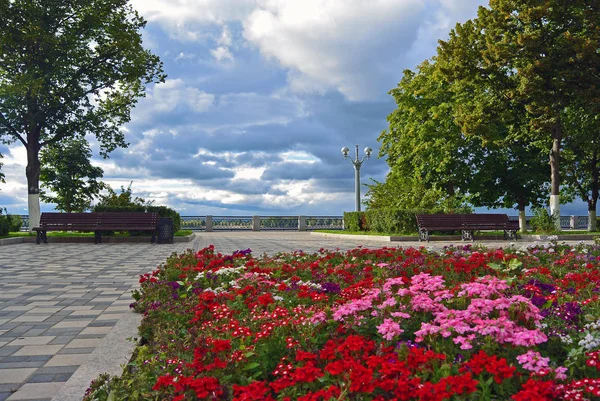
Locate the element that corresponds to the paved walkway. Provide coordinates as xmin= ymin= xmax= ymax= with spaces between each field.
xmin=0 ymin=232 xmax=592 ymax=401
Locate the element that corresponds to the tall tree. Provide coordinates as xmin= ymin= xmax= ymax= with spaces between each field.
xmin=0 ymin=153 xmax=4 ymax=186
xmin=562 ymin=106 xmax=600 ymax=230
xmin=374 ymin=58 xmax=548 ymax=229
xmin=376 ymin=60 xmax=474 ymax=206
xmin=0 ymin=0 xmax=165 ymax=230
xmin=40 ymin=137 xmax=105 ymax=213
xmin=438 ymin=1 xmax=600 ymax=228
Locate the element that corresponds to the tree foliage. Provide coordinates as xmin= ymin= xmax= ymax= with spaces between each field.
xmin=40 ymin=137 xmax=105 ymax=213
xmin=95 ymin=182 xmax=153 ymax=209
xmin=437 ymin=0 xmax=600 ymax=221
xmin=0 ymin=0 xmax=166 ymax=227
xmin=370 ymin=57 xmax=548 ymax=217
xmin=373 ymin=1 xmax=600 ymax=229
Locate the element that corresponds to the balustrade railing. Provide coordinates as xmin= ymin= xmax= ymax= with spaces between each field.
xmin=15 ymin=214 xmax=596 ymax=231
xmin=307 ymin=216 xmax=344 ymax=230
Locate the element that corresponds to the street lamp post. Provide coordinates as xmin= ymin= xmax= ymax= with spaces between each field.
xmin=341 ymin=144 xmax=372 ymax=212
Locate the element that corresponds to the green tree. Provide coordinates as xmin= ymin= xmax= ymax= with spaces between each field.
xmin=0 ymin=0 xmax=165 ymax=230
xmin=373 ymin=58 xmax=548 ymax=228
xmin=374 ymin=60 xmax=474 ymax=208
xmin=438 ymin=1 xmax=600 ymax=228
xmin=562 ymin=106 xmax=600 ymax=230
xmin=95 ymin=181 xmax=152 ymax=209
xmin=40 ymin=137 xmax=105 ymax=213
xmin=0 ymin=153 xmax=4 ymax=186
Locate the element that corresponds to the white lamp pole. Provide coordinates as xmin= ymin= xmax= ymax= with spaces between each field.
xmin=341 ymin=144 xmax=372 ymax=212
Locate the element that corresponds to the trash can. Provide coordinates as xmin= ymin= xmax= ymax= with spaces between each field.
xmin=157 ymin=217 xmax=174 ymax=244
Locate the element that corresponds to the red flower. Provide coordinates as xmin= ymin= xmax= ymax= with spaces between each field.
xmin=512 ymin=379 xmax=556 ymax=401
xmin=233 ymin=381 xmax=274 ymax=401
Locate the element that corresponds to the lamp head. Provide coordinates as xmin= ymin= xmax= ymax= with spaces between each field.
xmin=341 ymin=146 xmax=350 ymax=158
xmin=364 ymin=147 xmax=372 ymax=159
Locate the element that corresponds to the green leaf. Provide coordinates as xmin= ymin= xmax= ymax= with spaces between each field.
xmin=243 ymin=362 xmax=260 ymax=371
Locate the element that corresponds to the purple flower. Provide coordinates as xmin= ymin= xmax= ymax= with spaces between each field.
xmin=321 ymin=282 xmax=341 ymax=294
xmin=167 ymin=281 xmax=180 ymax=290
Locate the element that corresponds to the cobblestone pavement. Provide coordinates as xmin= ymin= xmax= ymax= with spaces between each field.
xmin=0 ymin=232 xmax=593 ymax=400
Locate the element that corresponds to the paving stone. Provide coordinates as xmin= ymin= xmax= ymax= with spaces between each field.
xmin=50 ymin=320 xmax=92 ymax=329
xmin=44 ymin=354 xmax=89 ymax=367
xmin=6 ymin=382 xmax=65 ymax=400
xmin=78 ymin=327 xmax=111 ymax=336
xmin=13 ymin=345 xmax=64 ymax=356
xmin=8 ymin=337 xmax=55 ymax=346
xmin=0 ymin=368 xmax=37 ymax=384
xmin=65 ymin=339 xmax=101 ymax=349
xmin=10 ymin=315 xmax=50 ymax=323
xmin=34 ymin=366 xmax=78 ymax=375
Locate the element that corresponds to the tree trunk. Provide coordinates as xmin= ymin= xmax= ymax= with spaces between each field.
xmin=25 ymin=141 xmax=41 ymax=232
xmin=590 ymin=149 xmax=598 ymax=232
xmin=549 ymin=124 xmax=562 ymax=230
xmin=518 ymin=195 xmax=526 ymax=232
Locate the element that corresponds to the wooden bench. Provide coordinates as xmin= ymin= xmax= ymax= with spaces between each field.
xmin=33 ymin=212 xmax=159 ymax=244
xmin=34 ymin=213 xmax=100 ymax=244
xmin=96 ymin=212 xmax=159 ymax=243
xmin=462 ymin=214 xmax=519 ymax=241
xmin=416 ymin=214 xmax=519 ymax=242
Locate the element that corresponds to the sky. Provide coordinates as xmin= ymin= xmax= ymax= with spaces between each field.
xmin=0 ymin=0 xmax=589 ymax=217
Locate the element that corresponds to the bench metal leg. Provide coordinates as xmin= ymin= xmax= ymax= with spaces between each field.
xmin=36 ymin=231 xmax=43 ymax=244
xmin=94 ymin=231 xmax=101 ymax=244
xmin=418 ymin=228 xmax=429 ymax=242
xmin=151 ymin=231 xmax=156 ymax=244
xmin=461 ymin=230 xmax=474 ymax=242
xmin=504 ymin=230 xmax=517 ymax=240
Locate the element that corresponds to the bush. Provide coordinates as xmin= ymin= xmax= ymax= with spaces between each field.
xmin=147 ymin=205 xmax=181 ymax=233
xmin=0 ymin=215 xmax=8 ymax=236
xmin=343 ymin=212 xmax=365 ymax=231
xmin=530 ymin=207 xmax=559 ymax=233
xmin=7 ymin=214 xmax=22 ymax=232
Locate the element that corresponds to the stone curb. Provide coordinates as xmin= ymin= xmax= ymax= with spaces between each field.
xmin=0 ymin=232 xmax=195 ymax=246
xmin=50 ymin=310 xmax=143 ymax=401
xmin=310 ymin=232 xmax=599 ymax=242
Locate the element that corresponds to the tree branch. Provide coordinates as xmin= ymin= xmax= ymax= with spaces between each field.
xmin=0 ymin=111 xmax=26 ymax=146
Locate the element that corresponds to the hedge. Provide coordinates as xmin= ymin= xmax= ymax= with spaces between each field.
xmin=343 ymin=208 xmax=471 ymax=235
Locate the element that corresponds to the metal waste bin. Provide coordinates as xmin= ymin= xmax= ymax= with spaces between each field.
xmin=157 ymin=217 xmax=174 ymax=244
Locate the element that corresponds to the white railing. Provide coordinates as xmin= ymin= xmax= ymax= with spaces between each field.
xmin=17 ymin=214 xmax=592 ymax=231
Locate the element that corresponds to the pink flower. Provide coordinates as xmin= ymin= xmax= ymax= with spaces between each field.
xmin=517 ymin=350 xmax=550 ymax=373
xmin=377 ymin=318 xmax=404 ymax=341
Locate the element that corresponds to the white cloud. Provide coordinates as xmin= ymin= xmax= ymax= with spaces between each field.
xmin=211 ymin=46 xmax=234 ymax=62
xmin=133 ymin=79 xmax=215 ymax=122
xmin=132 ymin=0 xmax=484 ymax=101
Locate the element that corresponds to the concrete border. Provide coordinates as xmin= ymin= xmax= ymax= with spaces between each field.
xmin=0 ymin=232 xmax=195 ymax=246
xmin=50 ymin=310 xmax=143 ymax=401
xmin=310 ymin=231 xmax=599 ymax=242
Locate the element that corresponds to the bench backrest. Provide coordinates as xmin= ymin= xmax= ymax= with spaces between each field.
xmin=97 ymin=212 xmax=158 ymax=230
xmin=416 ymin=214 xmax=464 ymax=229
xmin=38 ymin=212 xmax=99 ymax=230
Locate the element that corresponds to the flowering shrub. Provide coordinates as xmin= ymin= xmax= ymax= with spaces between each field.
xmin=83 ymin=242 xmax=600 ymax=400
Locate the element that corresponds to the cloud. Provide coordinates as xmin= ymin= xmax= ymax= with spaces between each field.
xmin=131 ymin=0 xmax=487 ymax=101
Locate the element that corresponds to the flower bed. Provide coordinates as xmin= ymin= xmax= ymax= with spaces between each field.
xmin=84 ymin=242 xmax=600 ymax=400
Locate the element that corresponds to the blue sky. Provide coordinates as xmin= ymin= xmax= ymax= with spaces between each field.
xmin=0 ymin=0 xmax=589 ymax=216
